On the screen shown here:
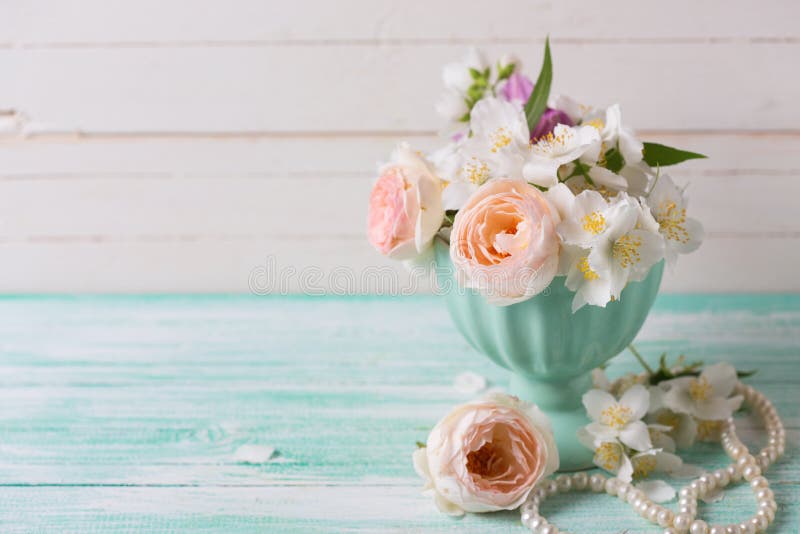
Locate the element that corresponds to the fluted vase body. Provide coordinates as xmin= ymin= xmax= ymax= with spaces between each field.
xmin=434 ymin=241 xmax=663 ymax=470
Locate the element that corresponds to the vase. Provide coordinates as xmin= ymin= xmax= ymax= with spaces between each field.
xmin=434 ymin=240 xmax=663 ymax=471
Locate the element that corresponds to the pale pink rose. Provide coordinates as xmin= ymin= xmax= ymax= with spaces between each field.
xmin=449 ymin=179 xmax=561 ymax=305
xmin=367 ymin=144 xmax=444 ymax=260
xmin=413 ymin=393 xmax=559 ymax=515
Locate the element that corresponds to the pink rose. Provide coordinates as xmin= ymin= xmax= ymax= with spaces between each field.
xmin=449 ymin=179 xmax=561 ymax=305
xmin=413 ymin=393 xmax=559 ymax=515
xmin=367 ymin=144 xmax=444 ymax=260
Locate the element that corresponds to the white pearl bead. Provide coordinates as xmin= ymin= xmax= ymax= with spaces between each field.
xmin=736 ymin=455 xmax=755 ymax=469
xmin=749 ymin=476 xmax=768 ymax=490
xmin=556 ymin=474 xmax=572 ymax=492
xmin=690 ymin=479 xmax=708 ymax=496
xmin=572 ymin=472 xmax=588 ymax=490
xmin=757 ymin=507 xmax=774 ymax=523
xmin=749 ymin=515 xmax=767 ymax=532
xmin=589 ymin=474 xmax=605 ymax=492
xmin=679 ymin=505 xmax=696 ymax=515
xmin=663 ymin=529 xmax=678 ymax=534
xmin=713 ymin=469 xmax=730 ymax=487
xmin=726 ymin=465 xmax=742 ymax=482
xmin=674 ymin=512 xmax=692 ymax=531
xmin=545 ymin=480 xmax=559 ymax=495
xmin=725 ymin=526 xmax=741 ymax=534
xmin=521 ymin=511 xmax=535 ymax=524
xmin=540 ymin=525 xmax=558 ymax=534
xmin=657 ymin=509 xmax=674 ymax=527
xmin=647 ymin=504 xmax=661 ymax=522
xmin=728 ymin=445 xmax=744 ymax=459
xmin=527 ymin=515 xmax=544 ymax=529
xmin=699 ymin=475 xmax=715 ymax=490
xmin=679 ymin=497 xmax=696 ymax=507
xmin=616 ymin=483 xmax=631 ymax=501
xmin=690 ymin=520 xmax=709 ymax=534
xmin=605 ymin=478 xmax=619 ymax=495
xmin=759 ymin=499 xmax=777 ymax=512
xmin=742 ymin=464 xmax=761 ymax=481
xmin=755 ymin=488 xmax=773 ymax=501
xmin=738 ymin=522 xmax=755 ymax=534
xmin=535 ymin=488 xmax=548 ymax=500
xmin=627 ymin=489 xmax=643 ymax=504
xmin=755 ymin=454 xmax=769 ymax=471
xmin=709 ymin=526 xmax=725 ymax=534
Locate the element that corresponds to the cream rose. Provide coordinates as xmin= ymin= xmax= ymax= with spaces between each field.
xmin=449 ymin=179 xmax=560 ymax=305
xmin=367 ymin=144 xmax=444 ymax=260
xmin=413 ymin=393 xmax=559 ymax=515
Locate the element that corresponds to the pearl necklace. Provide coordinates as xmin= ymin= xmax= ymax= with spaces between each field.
xmin=520 ymin=382 xmax=785 ymax=533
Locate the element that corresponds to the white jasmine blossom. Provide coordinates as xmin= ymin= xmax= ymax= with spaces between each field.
xmin=582 ymin=385 xmax=652 ymax=451
xmin=648 ymin=407 xmax=698 ymax=449
xmin=461 ymin=98 xmax=532 ymax=181
xmin=661 ymin=362 xmax=744 ymax=421
xmin=584 ymin=104 xmax=644 ymax=165
xmin=587 ymin=194 xmax=665 ymax=300
xmin=646 ymin=173 xmax=704 ymax=266
xmin=524 ymin=124 xmax=600 ymax=188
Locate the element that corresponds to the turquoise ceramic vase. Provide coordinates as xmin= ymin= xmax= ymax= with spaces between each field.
xmin=434 ymin=240 xmax=663 ymax=471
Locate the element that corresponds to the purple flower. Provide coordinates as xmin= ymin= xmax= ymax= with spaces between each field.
xmin=531 ymin=108 xmax=574 ymax=141
xmin=500 ymin=72 xmax=533 ymax=103
xmin=500 ymin=73 xmax=573 ymax=140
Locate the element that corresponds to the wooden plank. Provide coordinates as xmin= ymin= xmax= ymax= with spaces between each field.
xmin=0 ymin=171 xmax=794 ymax=237
xmin=0 ymin=134 xmax=795 ymax=293
xmin=0 ymin=295 xmax=796 ymax=531
xmin=1 ymin=132 xmax=799 ymax=174
xmin=0 ymin=134 xmax=795 ymax=236
xmin=1 ymin=43 xmax=797 ymax=133
xmin=0 ymin=234 xmax=795 ymax=293
xmin=3 ymin=0 xmax=797 ymax=44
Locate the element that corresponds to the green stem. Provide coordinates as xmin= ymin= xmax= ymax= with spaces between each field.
xmin=574 ymin=161 xmax=596 ymax=187
xmin=627 ymin=344 xmax=654 ymax=375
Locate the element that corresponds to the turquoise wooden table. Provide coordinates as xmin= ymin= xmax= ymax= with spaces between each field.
xmin=0 ymin=295 xmax=797 ymax=532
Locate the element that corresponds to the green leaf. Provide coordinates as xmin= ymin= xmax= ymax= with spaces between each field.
xmin=737 ymin=369 xmax=758 ymax=378
xmin=469 ymin=68 xmax=483 ymax=81
xmin=415 ymin=441 xmax=426 ymax=449
xmin=496 ymin=62 xmax=516 ymax=81
xmin=604 ymin=147 xmax=625 ymax=173
xmin=642 ymin=142 xmax=707 ymax=167
xmin=524 ymin=37 xmax=553 ymax=135
xmin=444 ymin=210 xmax=458 ymax=225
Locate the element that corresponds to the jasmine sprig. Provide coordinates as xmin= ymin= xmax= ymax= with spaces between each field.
xmin=459 ymin=62 xmax=518 ymax=123
xmin=627 ymin=344 xmax=756 ymax=385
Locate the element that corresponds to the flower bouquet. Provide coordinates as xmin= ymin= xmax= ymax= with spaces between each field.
xmin=367 ymin=39 xmax=706 ymax=469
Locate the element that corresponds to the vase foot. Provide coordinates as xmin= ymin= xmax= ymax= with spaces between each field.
xmin=509 ymin=373 xmax=595 ymax=472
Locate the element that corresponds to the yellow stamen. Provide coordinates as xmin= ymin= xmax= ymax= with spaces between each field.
xmin=585 ymin=118 xmax=605 ymax=131
xmin=656 ymin=411 xmax=680 ymax=430
xmin=533 ymin=128 xmax=574 ymax=152
xmin=582 ymin=211 xmax=606 ymax=235
xmin=490 ymin=127 xmax=512 ymax=153
xmin=612 ymin=234 xmax=642 ymax=269
xmin=697 ymin=420 xmax=723 ymax=441
xmin=657 ymin=201 xmax=691 ymax=244
xmin=463 ymin=158 xmax=490 ymax=185
xmin=578 ymin=256 xmax=600 ymax=281
xmin=600 ymin=404 xmax=633 ymax=429
xmin=595 ymin=442 xmax=621 ymax=471
xmin=633 ymin=455 xmax=657 ymax=479
xmin=689 ymin=376 xmax=712 ymax=402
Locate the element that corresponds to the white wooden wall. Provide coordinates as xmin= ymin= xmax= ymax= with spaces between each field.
xmin=0 ymin=0 xmax=797 ymax=293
